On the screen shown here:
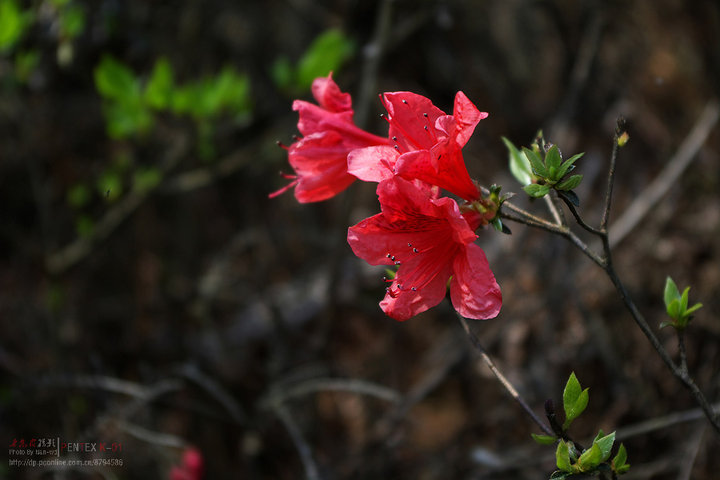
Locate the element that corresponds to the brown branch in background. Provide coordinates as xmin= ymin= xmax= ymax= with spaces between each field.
xmin=272 ymin=403 xmax=322 ymax=480
xmin=608 ymin=101 xmax=720 ymax=248
xmin=456 ymin=312 xmax=554 ymax=437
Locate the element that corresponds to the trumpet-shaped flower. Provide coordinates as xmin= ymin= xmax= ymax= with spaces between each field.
xmin=348 ymin=90 xmax=487 ymax=201
xmin=270 ymin=73 xmax=389 ymax=203
xmin=348 ymin=177 xmax=501 ymax=321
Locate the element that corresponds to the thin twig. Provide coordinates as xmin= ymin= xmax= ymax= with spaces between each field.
xmin=273 ymin=403 xmax=322 ymax=480
xmin=262 ymin=377 xmax=402 ymax=408
xmin=456 ymin=312 xmax=554 ymax=437
xmin=609 ymin=101 xmax=720 ymax=248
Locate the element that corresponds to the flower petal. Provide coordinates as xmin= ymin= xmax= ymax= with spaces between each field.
xmin=347 ymin=145 xmax=398 ymax=183
xmin=450 ymin=244 xmax=501 ymax=319
xmin=311 ymin=73 xmax=352 ymax=113
xmin=452 ymin=91 xmax=488 ymax=147
xmin=380 ymin=261 xmax=452 ymax=321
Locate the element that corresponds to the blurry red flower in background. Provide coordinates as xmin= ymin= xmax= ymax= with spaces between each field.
xmin=169 ymin=447 xmax=203 ymax=480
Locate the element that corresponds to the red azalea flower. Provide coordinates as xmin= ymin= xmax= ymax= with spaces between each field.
xmin=169 ymin=447 xmax=203 ymax=480
xmin=270 ymin=73 xmax=389 ymax=203
xmin=347 ymin=177 xmax=501 ymax=321
xmin=348 ymin=90 xmax=487 ymax=201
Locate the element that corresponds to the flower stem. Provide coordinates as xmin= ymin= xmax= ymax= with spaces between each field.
xmin=456 ymin=312 xmax=554 ymax=436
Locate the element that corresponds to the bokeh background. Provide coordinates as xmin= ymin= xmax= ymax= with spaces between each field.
xmin=2 ymin=0 xmax=720 ymax=478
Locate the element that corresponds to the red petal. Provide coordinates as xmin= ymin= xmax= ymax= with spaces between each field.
xmin=452 ymin=91 xmax=488 ymax=147
xmin=347 ymin=145 xmax=398 ymax=182
xmin=311 ymin=73 xmax=352 ymax=113
xmin=449 ymin=244 xmax=501 ymax=319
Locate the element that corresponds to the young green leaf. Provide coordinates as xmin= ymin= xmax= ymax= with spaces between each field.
xmin=557 ymin=152 xmax=585 ymax=179
xmin=612 ymin=443 xmax=628 ymax=472
xmin=94 ymin=55 xmax=141 ymax=102
xmin=577 ymin=443 xmax=603 ymax=472
xmin=555 ymin=440 xmax=573 ymax=473
xmin=594 ymin=431 xmax=616 ymax=462
xmin=664 ymin=276 xmax=680 ymax=307
xmin=523 ymin=147 xmax=548 ymax=178
xmin=545 ymin=145 xmax=563 ymax=174
xmin=531 ymin=433 xmax=557 ymax=445
xmin=556 ymin=174 xmax=583 ymax=191
xmin=562 ymin=372 xmax=589 ymax=430
xmin=144 ymin=57 xmax=174 ymax=110
xmin=523 ymin=183 xmax=550 ymax=198
xmin=502 ymin=137 xmax=533 ymax=185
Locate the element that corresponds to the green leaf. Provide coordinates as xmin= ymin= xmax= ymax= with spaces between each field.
xmin=556 ymin=174 xmax=583 ymax=191
xmin=558 ymin=189 xmax=580 ymax=207
xmin=612 ymin=443 xmax=628 ymax=471
xmin=59 ymin=4 xmax=85 ymax=39
xmin=271 ymin=56 xmax=294 ymax=90
xmin=75 ymin=214 xmax=94 ymax=238
xmin=557 ymin=152 xmax=585 ymax=179
xmin=531 ymin=433 xmax=557 ymax=445
xmin=555 ymin=440 xmax=573 ymax=473
xmin=594 ymin=431 xmax=616 ymax=462
xmin=523 ymin=183 xmax=550 ymax=198
xmin=685 ymin=302 xmax=703 ymax=317
xmin=667 ymin=298 xmax=681 ymax=321
xmin=296 ymin=29 xmax=355 ymax=90
xmin=680 ymin=287 xmax=690 ymax=313
xmin=103 ymin=100 xmax=153 ymax=138
xmin=67 ymin=183 xmax=91 ymax=208
xmin=0 ymin=0 xmax=33 ymax=52
xmin=94 ymin=55 xmax=141 ymax=101
xmin=133 ymin=167 xmax=162 ymax=193
xmin=562 ymin=372 xmax=589 ymax=430
xmin=577 ymin=443 xmax=603 ymax=472
xmin=144 ymin=57 xmax=174 ymax=110
xmin=545 ymin=145 xmax=562 ymax=174
xmin=502 ymin=137 xmax=533 ymax=185
xmin=96 ymin=171 xmax=123 ymax=201
xmin=523 ymin=147 xmax=548 ymax=178
xmin=664 ymin=277 xmax=680 ymax=307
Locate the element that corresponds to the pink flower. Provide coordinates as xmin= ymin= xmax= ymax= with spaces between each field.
xmin=270 ymin=73 xmax=389 ymax=203
xmin=348 ymin=90 xmax=487 ymax=201
xmin=348 ymin=177 xmax=501 ymax=321
xmin=169 ymin=448 xmax=203 ymax=480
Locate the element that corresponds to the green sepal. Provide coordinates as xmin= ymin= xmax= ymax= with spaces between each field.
xmin=523 ymin=183 xmax=550 ymax=198
xmin=531 ymin=433 xmax=557 ymax=445
xmin=549 ymin=471 xmax=571 ymax=480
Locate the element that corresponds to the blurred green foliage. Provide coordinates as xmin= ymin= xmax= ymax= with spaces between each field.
xmin=94 ymin=55 xmax=252 ymax=145
xmin=0 ymin=0 xmax=33 ymax=53
xmin=272 ymin=29 xmax=355 ymax=93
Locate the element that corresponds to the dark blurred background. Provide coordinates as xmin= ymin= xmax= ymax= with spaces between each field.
xmin=2 ymin=0 xmax=719 ymax=478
